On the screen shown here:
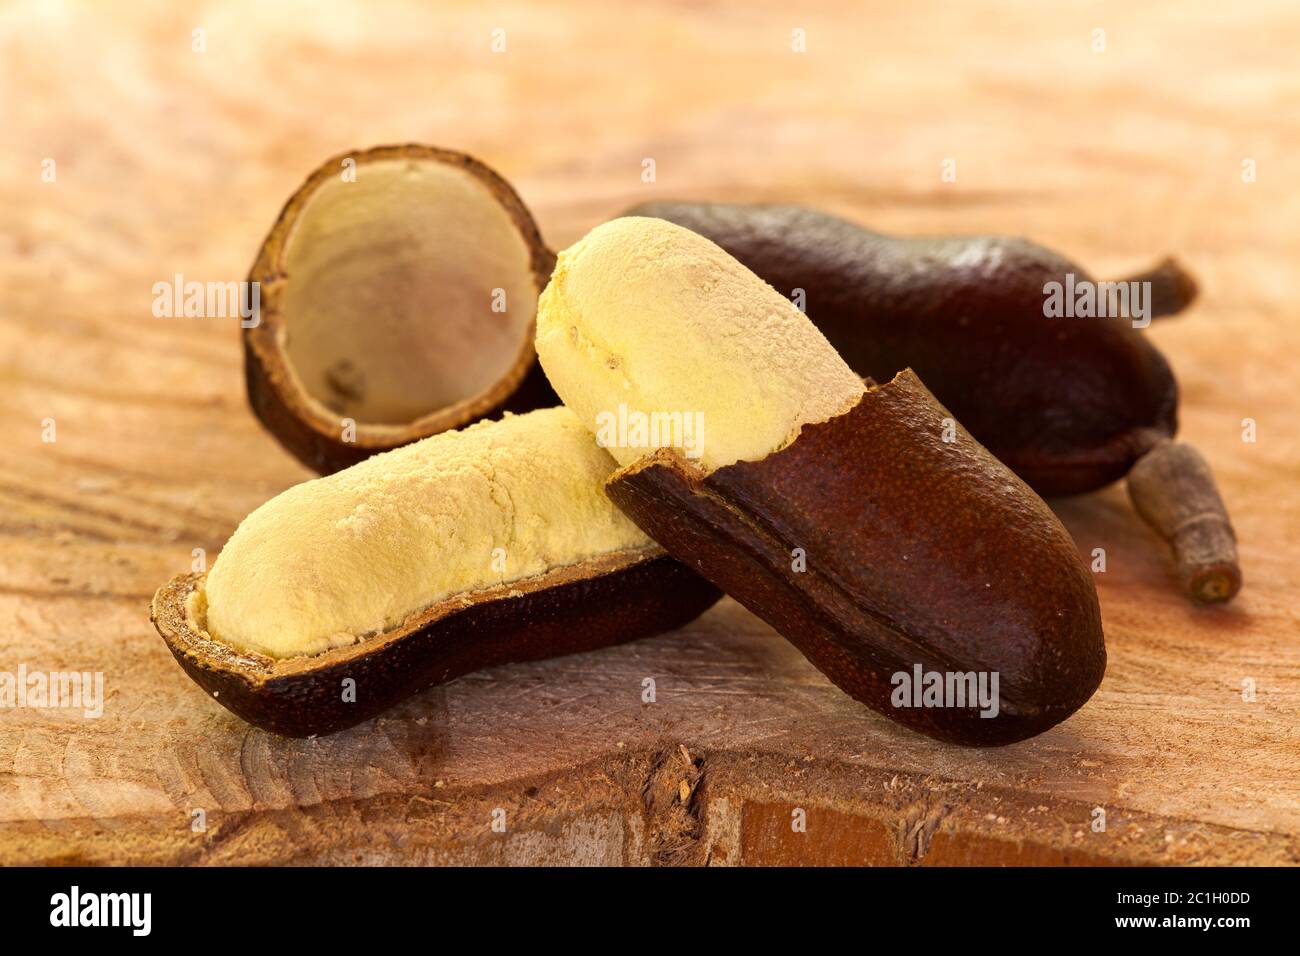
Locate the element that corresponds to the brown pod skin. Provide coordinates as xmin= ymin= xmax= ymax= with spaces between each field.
xmin=151 ymin=551 xmax=720 ymax=737
xmin=626 ymin=201 xmax=1190 ymax=497
xmin=247 ymin=144 xmax=557 ymax=475
xmin=606 ymin=371 xmax=1106 ymax=746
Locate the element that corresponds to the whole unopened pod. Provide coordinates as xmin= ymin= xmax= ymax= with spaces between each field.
xmin=628 ymin=201 xmax=1239 ymax=603
xmin=151 ymin=407 xmax=720 ymax=736
xmin=536 ymin=217 xmax=1106 ymax=746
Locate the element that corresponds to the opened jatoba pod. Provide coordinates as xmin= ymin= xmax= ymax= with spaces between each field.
xmin=151 ymin=408 xmax=720 ymax=736
xmin=536 ymin=218 xmax=1106 ymax=746
xmin=629 ymin=201 xmax=1239 ymax=603
xmin=246 ymin=144 xmax=558 ymax=475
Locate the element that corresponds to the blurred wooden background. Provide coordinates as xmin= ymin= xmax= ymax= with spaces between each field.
xmin=1 ymin=0 xmax=1297 ymax=865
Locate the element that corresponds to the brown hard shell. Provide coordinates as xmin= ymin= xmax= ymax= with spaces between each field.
xmin=628 ymin=201 xmax=1185 ymax=496
xmin=151 ymin=550 xmax=721 ymax=737
xmin=606 ymin=371 xmax=1106 ymax=746
xmin=246 ymin=144 xmax=557 ymax=475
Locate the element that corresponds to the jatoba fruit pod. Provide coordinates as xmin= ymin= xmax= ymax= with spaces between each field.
xmin=607 ymin=372 xmax=1105 ymax=746
xmin=1128 ymin=440 xmax=1242 ymax=603
xmin=150 ymin=407 xmax=720 ymax=736
xmin=536 ymin=218 xmax=1106 ymax=746
xmin=247 ymin=144 xmax=557 ymax=475
xmin=630 ymin=201 xmax=1241 ymax=604
xmin=626 ymin=201 xmax=1189 ymax=496
xmin=152 ymin=552 xmax=717 ymax=737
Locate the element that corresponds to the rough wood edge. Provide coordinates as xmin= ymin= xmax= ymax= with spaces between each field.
xmin=3 ymin=747 xmax=1291 ymax=866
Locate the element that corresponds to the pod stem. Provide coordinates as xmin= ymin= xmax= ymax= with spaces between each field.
xmin=1118 ymin=257 xmax=1199 ymax=319
xmin=1126 ymin=440 xmax=1241 ymax=603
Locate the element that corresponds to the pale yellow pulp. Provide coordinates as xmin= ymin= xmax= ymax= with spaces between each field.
xmin=203 ymin=407 xmax=650 ymax=659
xmin=535 ymin=217 xmax=865 ymax=473
xmin=281 ymin=158 xmax=537 ymax=424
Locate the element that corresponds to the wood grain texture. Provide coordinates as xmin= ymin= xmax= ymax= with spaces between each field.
xmin=1 ymin=0 xmax=1297 ymax=865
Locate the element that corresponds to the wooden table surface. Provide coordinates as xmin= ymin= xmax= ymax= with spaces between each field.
xmin=2 ymin=0 xmax=1298 ymax=866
